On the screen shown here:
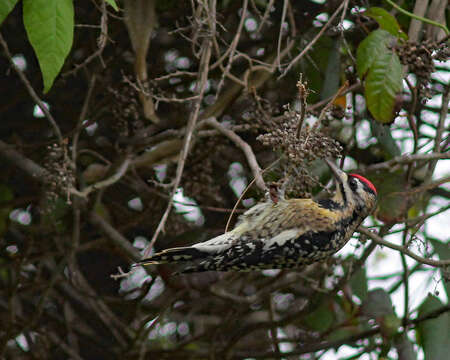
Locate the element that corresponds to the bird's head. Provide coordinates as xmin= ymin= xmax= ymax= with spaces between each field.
xmin=325 ymin=159 xmax=377 ymax=217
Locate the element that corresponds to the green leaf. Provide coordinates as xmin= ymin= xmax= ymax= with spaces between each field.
xmin=105 ymin=0 xmax=119 ymax=11
xmin=356 ymin=29 xmax=403 ymax=123
xmin=23 ymin=0 xmax=74 ymax=93
xmin=303 ymin=36 xmax=333 ymax=104
xmin=416 ymin=295 xmax=450 ymax=360
xmin=304 ymin=299 xmax=335 ymax=332
xmin=350 ymin=267 xmax=368 ymax=301
xmin=365 ymin=50 xmax=403 ymax=123
xmin=356 ymin=29 xmax=394 ymax=79
xmin=365 ymin=7 xmax=408 ymax=40
xmin=361 ymin=288 xmax=395 ymax=318
xmin=370 ymin=120 xmax=401 ymax=158
xmin=362 ymin=289 xmax=400 ymax=338
xmin=394 ymin=333 xmax=416 ymax=360
xmin=0 ymin=0 xmax=18 ymax=25
xmin=320 ymin=37 xmax=341 ymax=100
xmin=366 ymin=169 xmax=409 ymax=223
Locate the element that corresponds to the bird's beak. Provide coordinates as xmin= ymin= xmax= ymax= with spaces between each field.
xmin=325 ymin=159 xmax=346 ymax=183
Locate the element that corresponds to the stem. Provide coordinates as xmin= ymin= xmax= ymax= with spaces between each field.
xmin=384 ymin=0 xmax=449 ymax=35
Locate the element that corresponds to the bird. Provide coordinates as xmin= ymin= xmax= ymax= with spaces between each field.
xmin=134 ymin=159 xmax=377 ymax=273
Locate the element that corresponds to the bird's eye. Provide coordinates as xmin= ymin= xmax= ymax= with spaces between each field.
xmin=348 ymin=177 xmax=358 ymax=191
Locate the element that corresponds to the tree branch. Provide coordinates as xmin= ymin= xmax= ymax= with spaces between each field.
xmin=359 ymin=226 xmax=450 ymax=267
xmin=0 ymin=33 xmax=64 ymax=144
xmin=204 ymin=117 xmax=267 ymax=192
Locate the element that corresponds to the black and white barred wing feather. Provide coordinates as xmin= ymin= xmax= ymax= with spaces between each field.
xmin=134 ymin=199 xmax=342 ymax=273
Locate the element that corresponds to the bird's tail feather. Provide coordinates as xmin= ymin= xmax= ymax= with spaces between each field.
xmin=134 ymin=246 xmax=205 ymax=266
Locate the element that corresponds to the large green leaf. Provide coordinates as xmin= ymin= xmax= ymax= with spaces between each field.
xmin=365 ymin=7 xmax=408 ymax=40
xmin=365 ymin=50 xmax=403 ymax=123
xmin=23 ymin=0 xmax=74 ymax=93
xmin=0 ymin=0 xmax=18 ymax=25
xmin=357 ymin=29 xmax=403 ymax=123
xmin=416 ymin=295 xmax=450 ymax=360
xmin=356 ymin=29 xmax=393 ymax=79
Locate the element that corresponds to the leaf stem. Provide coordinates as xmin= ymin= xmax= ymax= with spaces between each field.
xmin=384 ymin=0 xmax=449 ymax=36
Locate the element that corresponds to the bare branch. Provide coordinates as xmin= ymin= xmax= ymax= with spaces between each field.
xmin=0 ymin=140 xmax=49 ymax=180
xmin=366 ymin=152 xmax=450 ymax=171
xmin=71 ymin=158 xmax=131 ymax=198
xmin=359 ymin=226 xmax=450 ymax=267
xmin=143 ymin=9 xmax=214 ymax=257
xmin=89 ymin=212 xmax=141 ymax=262
xmin=279 ymin=2 xmax=346 ymax=78
xmin=0 ymin=33 xmax=63 ymax=144
xmin=204 ymin=117 xmax=266 ymax=192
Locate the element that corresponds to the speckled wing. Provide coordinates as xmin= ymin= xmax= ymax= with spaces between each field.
xmin=231 ymin=199 xmax=339 ymax=240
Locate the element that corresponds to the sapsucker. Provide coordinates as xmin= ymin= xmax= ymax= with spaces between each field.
xmin=135 ymin=159 xmax=377 ymax=273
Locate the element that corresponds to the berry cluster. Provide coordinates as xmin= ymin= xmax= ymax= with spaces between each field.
xmin=395 ymin=39 xmax=449 ymax=101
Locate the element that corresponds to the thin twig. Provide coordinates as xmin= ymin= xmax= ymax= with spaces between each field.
xmin=216 ymin=0 xmax=248 ymax=95
xmin=425 ymin=84 xmax=449 ymax=182
xmin=204 ymin=117 xmax=266 ymax=192
xmin=63 ymin=1 xmax=108 ymax=77
xmin=366 ymin=152 xmax=450 ymax=171
xmin=0 ymin=33 xmax=64 ymax=144
xmin=296 ymin=75 xmax=308 ymax=138
xmin=317 ymin=81 xmax=349 ymax=124
xmin=359 ymin=226 xmax=450 ymax=267
xmin=89 ymin=212 xmax=141 ymax=262
xmin=142 ymin=12 xmax=214 ymax=258
xmin=276 ymin=0 xmax=289 ymax=71
xmin=279 ymin=2 xmax=346 ymax=78
xmin=72 ymin=75 xmax=97 ymax=164
xmin=71 ymin=158 xmax=131 ymax=198
xmin=384 ymin=0 xmax=449 ymax=35
xmin=0 ymin=140 xmax=49 ymax=179
xmin=225 ymin=158 xmax=280 ymax=233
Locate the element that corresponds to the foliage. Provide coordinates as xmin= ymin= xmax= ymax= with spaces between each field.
xmin=0 ymin=1 xmax=448 ymax=359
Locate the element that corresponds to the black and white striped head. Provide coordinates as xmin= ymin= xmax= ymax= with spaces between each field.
xmin=325 ymin=159 xmax=377 ymax=217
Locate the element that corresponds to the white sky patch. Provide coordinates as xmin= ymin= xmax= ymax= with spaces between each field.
xmin=431 ymin=59 xmax=450 ymax=83
xmin=245 ymin=17 xmax=257 ymax=32
xmin=424 ymin=197 xmax=450 ymax=239
xmin=178 ymin=322 xmax=189 ymax=336
xmin=83 ymin=120 xmax=98 ymax=136
xmin=176 ymin=56 xmax=191 ymax=69
xmin=228 ymin=162 xmax=247 ymax=198
xmin=33 ymin=102 xmax=50 ymax=118
xmin=173 ymin=188 xmax=204 ymax=226
xmin=14 ymin=333 xmax=29 ymax=352
xmin=10 ymin=208 xmax=32 ymax=225
xmin=128 ymin=197 xmax=143 ymax=212
xmin=154 ymin=164 xmax=167 ymax=182
xmin=12 ymin=54 xmax=27 ymax=71
xmin=133 ymin=236 xmax=149 ymax=251
xmin=342 ymin=20 xmax=353 ymax=30
xmin=315 ymin=12 xmax=329 ymax=23
xmin=6 ymin=245 xmax=18 ymax=255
